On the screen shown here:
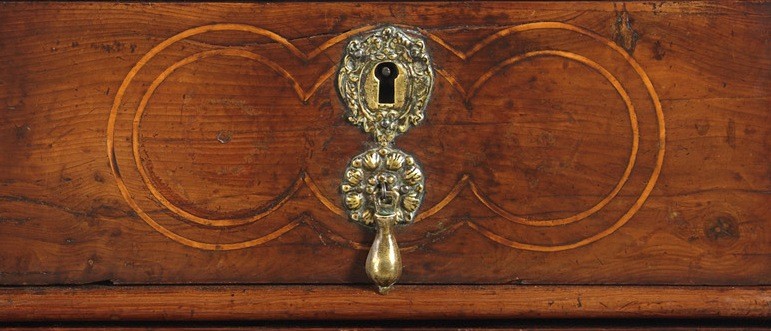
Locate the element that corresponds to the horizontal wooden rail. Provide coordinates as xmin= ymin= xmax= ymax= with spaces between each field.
xmin=0 ymin=285 xmax=767 ymax=321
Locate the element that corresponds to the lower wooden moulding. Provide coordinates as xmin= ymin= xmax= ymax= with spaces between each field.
xmin=0 ymin=285 xmax=767 ymax=322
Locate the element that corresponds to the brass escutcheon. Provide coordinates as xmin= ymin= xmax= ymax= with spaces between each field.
xmin=337 ymin=25 xmax=434 ymax=293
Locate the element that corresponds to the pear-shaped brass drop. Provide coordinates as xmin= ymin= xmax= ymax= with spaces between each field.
xmin=366 ymin=214 xmax=402 ymax=294
xmin=337 ymin=26 xmax=433 ymax=293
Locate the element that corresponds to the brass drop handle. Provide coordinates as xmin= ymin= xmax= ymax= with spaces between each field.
xmin=367 ymin=195 xmax=401 ymax=294
xmin=337 ymin=25 xmax=434 ymax=293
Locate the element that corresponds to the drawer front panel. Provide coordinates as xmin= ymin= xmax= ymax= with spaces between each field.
xmin=0 ymin=2 xmax=768 ymax=285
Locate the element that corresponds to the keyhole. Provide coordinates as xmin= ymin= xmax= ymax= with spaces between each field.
xmin=374 ymin=62 xmax=398 ymax=104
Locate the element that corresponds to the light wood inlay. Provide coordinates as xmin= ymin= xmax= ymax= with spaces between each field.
xmin=108 ymin=22 xmax=664 ymax=251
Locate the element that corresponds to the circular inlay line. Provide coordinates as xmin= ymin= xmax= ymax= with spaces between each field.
xmin=107 ymin=22 xmax=664 ymax=251
xmin=105 ymin=23 xmax=363 ymax=249
xmin=462 ymin=25 xmax=665 ymax=251
xmin=132 ymin=48 xmax=307 ymax=227
xmin=465 ymin=50 xmax=639 ymax=227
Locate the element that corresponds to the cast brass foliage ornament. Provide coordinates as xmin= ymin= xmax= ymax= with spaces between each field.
xmin=338 ymin=25 xmax=434 ymax=146
xmin=341 ymin=147 xmax=425 ymax=226
xmin=337 ymin=25 xmax=434 ymax=294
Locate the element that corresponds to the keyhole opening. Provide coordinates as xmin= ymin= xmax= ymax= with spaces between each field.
xmin=374 ymin=62 xmax=398 ymax=104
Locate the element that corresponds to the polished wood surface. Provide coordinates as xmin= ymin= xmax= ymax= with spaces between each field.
xmin=0 ymin=1 xmax=768 ymax=288
xmin=0 ymin=285 xmax=768 ymax=321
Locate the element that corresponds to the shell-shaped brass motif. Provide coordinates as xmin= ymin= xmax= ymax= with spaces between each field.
xmin=402 ymin=192 xmax=420 ymax=213
xmin=361 ymin=208 xmax=374 ymax=225
xmin=338 ymin=25 xmax=433 ymax=294
xmin=345 ymin=193 xmax=363 ymax=210
xmin=385 ymin=152 xmax=405 ymax=170
xmin=346 ymin=168 xmax=363 ymax=185
xmin=403 ymin=166 xmax=423 ymax=185
xmin=340 ymin=146 xmax=424 ymax=226
xmin=362 ymin=151 xmax=381 ymax=170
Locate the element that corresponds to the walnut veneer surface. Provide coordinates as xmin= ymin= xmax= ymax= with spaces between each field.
xmin=0 ymin=1 xmax=768 ymax=321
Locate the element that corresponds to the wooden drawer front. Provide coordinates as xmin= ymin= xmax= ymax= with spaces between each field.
xmin=0 ymin=2 xmax=768 ymax=287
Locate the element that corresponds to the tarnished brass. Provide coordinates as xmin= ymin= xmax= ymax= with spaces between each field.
xmin=342 ymin=147 xmax=424 ymax=226
xmin=337 ymin=25 xmax=434 ymax=293
xmin=341 ymin=147 xmax=425 ymax=293
xmin=337 ymin=25 xmax=434 ymax=146
xmin=364 ymin=62 xmax=407 ymax=111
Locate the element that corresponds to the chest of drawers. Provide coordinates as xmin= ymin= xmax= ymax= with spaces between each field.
xmin=0 ymin=1 xmax=768 ymax=325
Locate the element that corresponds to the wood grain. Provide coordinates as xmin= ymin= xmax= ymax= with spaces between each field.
xmin=0 ymin=1 xmax=768 ymax=287
xmin=0 ymin=285 xmax=768 ymax=321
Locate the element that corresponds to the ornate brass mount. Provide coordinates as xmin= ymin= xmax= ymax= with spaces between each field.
xmin=337 ymin=25 xmax=434 ymax=294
